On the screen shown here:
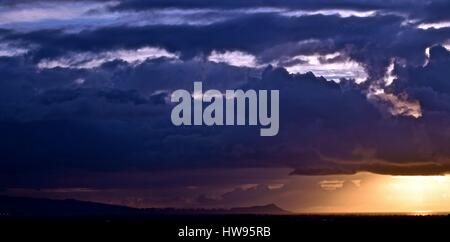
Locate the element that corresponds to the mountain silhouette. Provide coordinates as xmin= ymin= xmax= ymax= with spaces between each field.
xmin=0 ymin=196 xmax=291 ymax=217
xmin=230 ymin=204 xmax=291 ymax=215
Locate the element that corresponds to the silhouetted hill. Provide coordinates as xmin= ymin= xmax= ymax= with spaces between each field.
xmin=142 ymin=203 xmax=291 ymax=215
xmin=0 ymin=196 xmax=137 ymax=217
xmin=0 ymin=196 xmax=291 ymax=217
xmin=229 ymin=203 xmax=291 ymax=215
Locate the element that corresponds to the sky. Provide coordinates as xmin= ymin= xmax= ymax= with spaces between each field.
xmin=0 ymin=0 xmax=450 ymax=213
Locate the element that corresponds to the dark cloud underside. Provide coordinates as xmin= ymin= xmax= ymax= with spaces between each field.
xmin=0 ymin=0 xmax=450 ymax=194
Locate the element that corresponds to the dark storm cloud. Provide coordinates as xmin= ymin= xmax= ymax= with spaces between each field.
xmin=111 ymin=0 xmax=448 ymax=13
xmin=1 ymin=59 xmax=449 ymax=177
xmin=409 ymin=0 xmax=450 ymax=23
xmin=1 ymin=0 xmax=450 ymax=192
xmin=110 ymin=0 xmax=450 ymax=25
xmin=0 ymin=12 xmax=439 ymax=89
xmin=0 ymin=0 xmax=429 ymax=12
xmin=111 ymin=0 xmax=385 ymax=11
xmin=5 ymin=13 xmax=405 ymax=59
xmin=4 ymin=11 xmax=449 ymax=82
xmin=390 ymin=45 xmax=450 ymax=96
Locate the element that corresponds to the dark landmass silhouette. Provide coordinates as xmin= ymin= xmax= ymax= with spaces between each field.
xmin=1 ymin=196 xmax=449 ymax=241
xmin=0 ymin=195 xmax=291 ymax=217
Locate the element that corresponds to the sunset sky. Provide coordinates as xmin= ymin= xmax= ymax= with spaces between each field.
xmin=1 ymin=0 xmax=450 ymax=213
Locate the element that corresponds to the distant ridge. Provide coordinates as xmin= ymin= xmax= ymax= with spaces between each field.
xmin=230 ymin=204 xmax=292 ymax=215
xmin=0 ymin=196 xmax=291 ymax=217
xmin=0 ymin=195 xmax=137 ymax=217
xmin=144 ymin=203 xmax=292 ymax=215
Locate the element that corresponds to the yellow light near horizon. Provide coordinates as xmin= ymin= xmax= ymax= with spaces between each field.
xmin=386 ymin=175 xmax=450 ymax=213
xmin=297 ymin=173 xmax=450 ymax=214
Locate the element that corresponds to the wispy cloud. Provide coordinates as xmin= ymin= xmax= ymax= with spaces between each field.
xmin=38 ymin=46 xmax=179 ymax=69
xmin=208 ymin=50 xmax=259 ymax=68
xmin=417 ymin=21 xmax=450 ymax=29
xmin=0 ymin=1 xmax=119 ymax=30
xmin=282 ymin=53 xmax=368 ymax=83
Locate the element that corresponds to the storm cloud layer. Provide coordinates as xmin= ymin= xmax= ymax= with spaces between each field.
xmin=1 ymin=0 xmax=450 ymax=192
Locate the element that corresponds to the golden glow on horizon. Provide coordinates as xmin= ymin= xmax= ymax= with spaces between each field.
xmin=385 ymin=175 xmax=450 ymax=213
xmin=4 ymin=169 xmax=450 ymax=214
xmin=295 ymin=173 xmax=450 ymax=214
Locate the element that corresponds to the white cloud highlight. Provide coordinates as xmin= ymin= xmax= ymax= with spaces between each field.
xmin=283 ymin=53 xmax=368 ymax=83
xmin=0 ymin=43 xmax=29 ymax=57
xmin=417 ymin=21 xmax=450 ymax=30
xmin=368 ymin=89 xmax=422 ymax=119
xmin=38 ymin=47 xmax=179 ymax=69
xmin=282 ymin=9 xmax=377 ymax=18
xmin=208 ymin=50 xmax=259 ymax=68
xmin=384 ymin=59 xmax=396 ymax=86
